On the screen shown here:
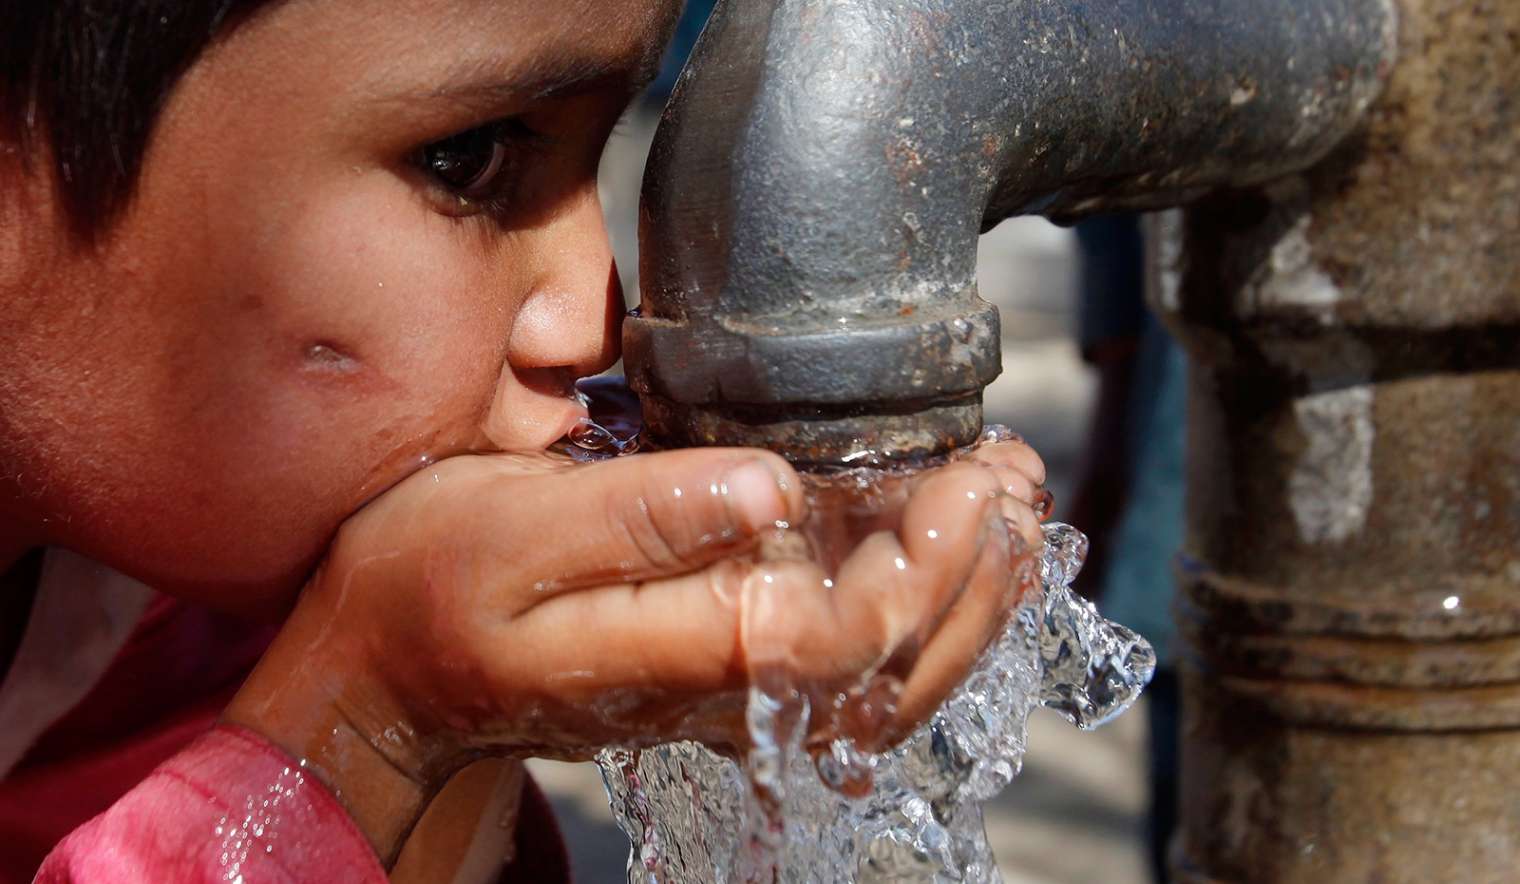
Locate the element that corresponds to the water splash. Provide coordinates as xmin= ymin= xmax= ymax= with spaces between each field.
xmin=1037 ymin=524 xmax=1156 ymax=730
xmin=597 ymin=519 xmax=1154 ymax=883
xmin=555 ymin=376 xmax=643 ymax=461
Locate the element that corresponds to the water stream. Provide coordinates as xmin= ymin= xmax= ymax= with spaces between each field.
xmin=561 ymin=380 xmax=1155 ymax=883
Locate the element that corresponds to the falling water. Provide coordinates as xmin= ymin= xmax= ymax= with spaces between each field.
xmin=561 ymin=381 xmax=1155 ymax=883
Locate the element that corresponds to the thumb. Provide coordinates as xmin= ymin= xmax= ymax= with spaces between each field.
xmin=482 ymin=448 xmax=805 ymax=596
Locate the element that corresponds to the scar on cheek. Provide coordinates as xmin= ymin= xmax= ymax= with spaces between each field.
xmin=302 ymin=341 xmax=362 ymax=374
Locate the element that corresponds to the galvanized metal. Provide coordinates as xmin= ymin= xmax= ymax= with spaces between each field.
xmin=626 ymin=0 xmax=1395 ymax=465
xmin=1153 ymin=0 xmax=1520 ymax=878
xmin=627 ymin=0 xmax=1520 ymax=878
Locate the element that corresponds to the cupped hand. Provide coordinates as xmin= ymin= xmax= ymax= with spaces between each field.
xmin=225 ymin=439 xmax=1045 ymax=863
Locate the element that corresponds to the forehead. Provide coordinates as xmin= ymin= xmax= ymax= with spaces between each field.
xmin=243 ymin=0 xmax=680 ymax=98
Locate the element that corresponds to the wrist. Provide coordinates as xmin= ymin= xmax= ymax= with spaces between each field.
xmin=223 ymin=600 xmax=450 ymax=866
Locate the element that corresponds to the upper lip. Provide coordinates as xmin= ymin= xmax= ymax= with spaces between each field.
xmin=557 ymin=399 xmax=591 ymax=439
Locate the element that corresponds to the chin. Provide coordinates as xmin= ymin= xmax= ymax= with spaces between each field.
xmin=164 ymin=563 xmax=314 ymax=621
xmin=101 ymin=525 xmax=329 ymax=622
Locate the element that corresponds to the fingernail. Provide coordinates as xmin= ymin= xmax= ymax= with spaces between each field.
xmin=724 ymin=460 xmax=790 ymax=533
xmin=1033 ymin=488 xmax=1055 ymax=521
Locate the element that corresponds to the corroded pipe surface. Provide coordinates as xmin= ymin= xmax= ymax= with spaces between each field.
xmin=1153 ymin=0 xmax=1520 ymax=878
xmin=626 ymin=0 xmax=1395 ymax=465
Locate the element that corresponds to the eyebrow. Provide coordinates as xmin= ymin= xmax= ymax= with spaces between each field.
xmin=404 ymin=44 xmax=666 ymax=117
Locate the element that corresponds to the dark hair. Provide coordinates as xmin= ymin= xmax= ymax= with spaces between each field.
xmin=1 ymin=1 xmax=275 ymax=237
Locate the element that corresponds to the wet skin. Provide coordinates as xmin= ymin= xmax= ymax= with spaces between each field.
xmin=225 ymin=442 xmax=1048 ymax=865
xmin=0 ymin=0 xmax=1051 ymax=873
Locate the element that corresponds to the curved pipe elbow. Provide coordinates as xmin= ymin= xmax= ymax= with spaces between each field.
xmin=627 ymin=0 xmax=1396 ymax=463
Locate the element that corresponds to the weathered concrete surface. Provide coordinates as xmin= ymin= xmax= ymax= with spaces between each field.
xmin=1157 ymin=0 xmax=1520 ymax=880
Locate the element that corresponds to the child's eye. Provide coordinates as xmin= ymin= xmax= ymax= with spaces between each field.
xmin=415 ymin=117 xmax=542 ymax=210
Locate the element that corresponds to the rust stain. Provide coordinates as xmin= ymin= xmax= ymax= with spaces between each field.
xmin=883 ymin=139 xmax=925 ymax=187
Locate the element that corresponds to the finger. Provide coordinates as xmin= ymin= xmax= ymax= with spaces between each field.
xmin=502 ymin=555 xmax=866 ymax=752
xmin=879 ymin=510 xmax=1028 ymax=746
xmin=989 ymin=464 xmax=1040 ymax=506
xmin=492 ymin=464 xmax=1011 ymax=750
xmin=503 ymin=558 xmax=752 ymax=701
xmin=519 ymin=463 xmax=1003 ymax=698
xmin=969 ymin=438 xmax=1047 ymax=487
xmin=797 ymin=462 xmax=1004 ymax=683
xmin=999 ymin=494 xmax=1045 ymax=554
xmin=472 ymin=448 xmax=805 ymax=601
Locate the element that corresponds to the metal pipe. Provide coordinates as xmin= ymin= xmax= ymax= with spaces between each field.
xmin=624 ymin=0 xmax=1520 ymax=879
xmin=625 ymin=0 xmax=1395 ymax=466
xmin=1154 ymin=0 xmax=1520 ymax=877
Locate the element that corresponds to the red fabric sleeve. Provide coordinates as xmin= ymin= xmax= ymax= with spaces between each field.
xmin=34 ymin=725 xmax=386 ymax=884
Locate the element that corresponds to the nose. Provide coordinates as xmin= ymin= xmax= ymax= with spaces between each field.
xmin=482 ymin=185 xmax=624 ymax=451
xmin=504 ymin=185 xmax=623 ymax=377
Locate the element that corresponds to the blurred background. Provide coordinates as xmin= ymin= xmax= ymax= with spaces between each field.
xmin=519 ymin=95 xmax=1156 ymax=884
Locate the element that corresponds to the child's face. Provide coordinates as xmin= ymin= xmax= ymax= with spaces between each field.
xmin=4 ymin=0 xmax=677 ymax=611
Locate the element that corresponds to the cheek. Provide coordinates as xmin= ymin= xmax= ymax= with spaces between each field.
xmin=82 ymin=184 xmax=529 ymax=602
xmin=231 ymin=185 xmax=515 ymax=399
xmin=210 ymin=187 xmax=525 ymax=527
xmin=210 ymin=183 xmax=522 ymax=458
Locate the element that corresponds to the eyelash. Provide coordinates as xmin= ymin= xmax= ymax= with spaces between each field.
xmin=414 ymin=117 xmax=549 ymax=220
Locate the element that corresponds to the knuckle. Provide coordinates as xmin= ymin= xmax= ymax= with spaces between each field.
xmin=1020 ymin=449 xmax=1048 ymax=486
xmin=932 ymin=460 xmax=996 ymax=497
xmin=617 ymin=489 xmax=696 ymax=573
xmin=983 ymin=440 xmax=1046 ymax=486
xmin=997 ymin=466 xmax=1035 ymax=497
xmin=974 ymin=462 xmax=1005 ymax=496
xmin=1014 ymin=510 xmax=1044 ymax=550
xmin=944 ymin=462 xmax=1002 ymax=506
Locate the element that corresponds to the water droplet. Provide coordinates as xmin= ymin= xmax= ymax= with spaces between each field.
xmin=1443 ymin=595 xmax=1461 ymax=611
xmin=814 ymin=738 xmax=876 ymax=797
xmin=977 ymin=424 xmax=1025 ymax=446
xmin=552 ymin=377 xmax=643 ymax=461
xmin=569 ymin=418 xmax=618 ymax=451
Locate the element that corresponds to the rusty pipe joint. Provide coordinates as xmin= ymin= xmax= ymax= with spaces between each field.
xmin=625 ymin=0 xmax=1395 ymax=466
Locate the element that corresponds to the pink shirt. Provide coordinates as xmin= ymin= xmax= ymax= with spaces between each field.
xmin=1 ymin=551 xmax=572 ymax=882
xmin=35 ymin=726 xmax=387 ymax=883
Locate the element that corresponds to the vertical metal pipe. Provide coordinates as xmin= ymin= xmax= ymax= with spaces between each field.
xmin=1154 ymin=0 xmax=1520 ymax=878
